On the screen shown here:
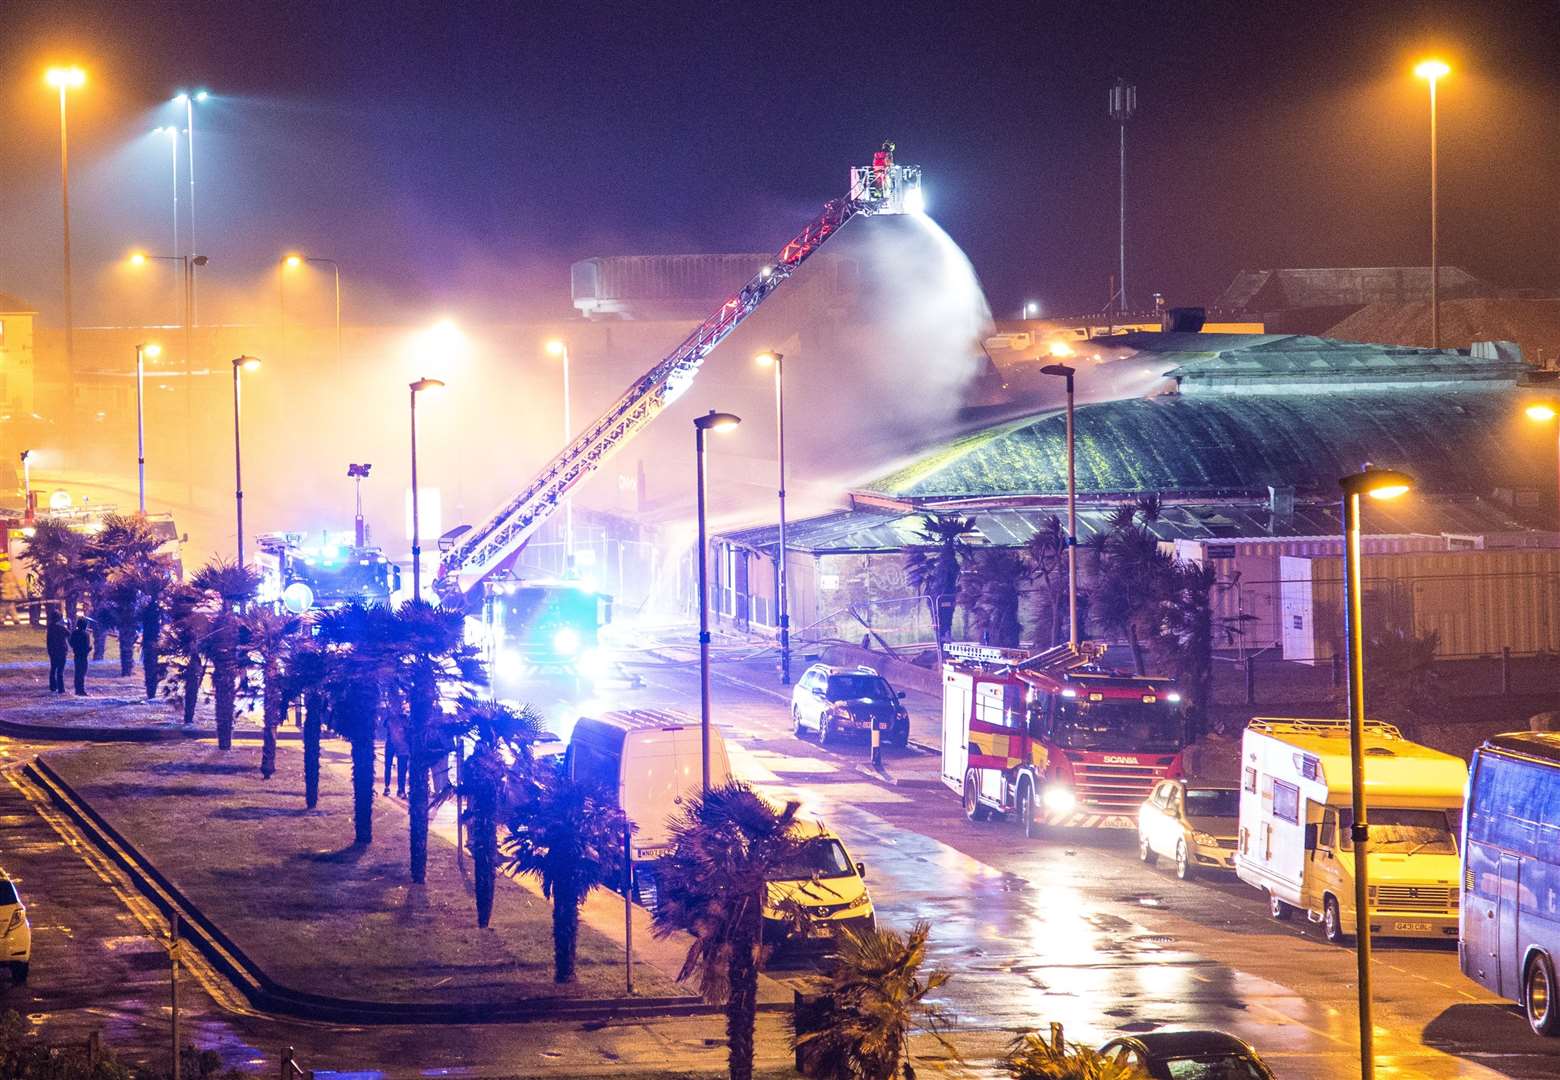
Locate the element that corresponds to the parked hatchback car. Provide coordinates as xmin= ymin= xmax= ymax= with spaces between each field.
xmin=1098 ymin=1030 xmax=1274 ymax=1079
xmin=790 ymin=664 xmax=910 ymax=748
xmin=1138 ymin=779 xmax=1240 ymax=880
xmin=2 ymin=869 xmax=31 ymax=984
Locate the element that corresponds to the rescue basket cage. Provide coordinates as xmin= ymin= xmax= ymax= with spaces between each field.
xmin=847 ymin=163 xmax=923 ymax=215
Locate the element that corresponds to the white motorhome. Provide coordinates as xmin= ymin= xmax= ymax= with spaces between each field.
xmin=566 ymin=709 xmax=731 ymax=864
xmin=1236 ymin=717 xmax=1467 ymax=943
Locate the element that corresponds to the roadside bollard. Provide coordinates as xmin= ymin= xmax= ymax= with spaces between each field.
xmin=870 ymin=726 xmax=882 ymax=769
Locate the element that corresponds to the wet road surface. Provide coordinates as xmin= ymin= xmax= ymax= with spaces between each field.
xmin=3 ymin=650 xmax=1559 ymax=1077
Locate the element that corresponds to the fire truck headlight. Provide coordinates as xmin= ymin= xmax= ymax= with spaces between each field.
xmin=552 ymin=627 xmax=581 ymax=656
xmin=1166 ymin=692 xmax=1182 ymax=703
xmin=1043 ymin=785 xmax=1076 ymax=814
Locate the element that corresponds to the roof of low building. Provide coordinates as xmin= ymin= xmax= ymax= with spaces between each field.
xmin=854 ymin=386 xmax=1551 ymax=503
xmin=718 ymin=497 xmax=1537 ymax=557
xmin=0 ymin=292 xmax=37 ymax=313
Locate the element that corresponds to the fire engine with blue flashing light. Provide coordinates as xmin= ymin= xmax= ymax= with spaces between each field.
xmin=940 ymin=641 xmax=1188 ymax=837
xmin=255 ymin=532 xmax=401 ymax=613
xmin=483 ymin=574 xmax=613 ymax=689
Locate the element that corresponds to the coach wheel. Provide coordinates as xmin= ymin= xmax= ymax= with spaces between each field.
xmin=1526 ymin=953 xmax=1560 ymax=1037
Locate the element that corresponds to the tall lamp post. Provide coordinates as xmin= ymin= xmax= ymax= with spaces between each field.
xmin=1041 ymin=345 xmax=1080 ymax=648
xmin=1415 ymin=59 xmax=1450 ymax=349
xmin=409 ymin=378 xmax=445 ymax=600
xmin=545 ymin=340 xmax=574 ymax=572
xmin=1338 ymin=464 xmax=1414 ymax=1080
xmin=694 ymin=409 xmax=742 ymax=792
xmin=19 ymin=451 xmax=34 ymax=524
xmin=283 ymin=254 xmax=344 ymax=365
xmin=231 ymin=357 xmax=261 ymax=563
xmin=174 ymin=90 xmax=209 ymax=322
xmin=134 ymin=343 xmax=163 ymax=513
xmin=46 ymin=66 xmax=85 ymax=373
xmin=1109 ymin=77 xmax=1137 ymax=314
xmin=754 ymin=351 xmax=792 ymax=683
xmin=153 ymin=126 xmax=180 ymax=259
xmin=1525 ymin=402 xmax=1560 ymax=527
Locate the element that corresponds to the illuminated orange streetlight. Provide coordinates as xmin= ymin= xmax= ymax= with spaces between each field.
xmin=45 ymin=65 xmax=86 ymax=370
xmin=1527 ymin=401 xmax=1560 ymax=531
xmin=1415 ymin=59 xmax=1451 ymax=348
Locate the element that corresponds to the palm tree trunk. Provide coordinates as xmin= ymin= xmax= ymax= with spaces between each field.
xmin=725 ymin=926 xmax=759 ymax=1080
xmin=1127 ymin=622 xmax=1147 ymax=675
xmin=213 ymin=659 xmax=236 ymax=750
xmin=350 ymin=729 xmax=375 ymax=845
xmin=303 ymin=692 xmax=323 ymax=810
xmin=408 ymin=754 xmax=430 ymax=883
xmin=140 ymin=608 xmax=160 ymax=699
xmin=552 ymin=880 xmax=579 ymax=982
xmin=92 ymin=622 xmax=107 ymax=661
xmin=117 ymin=615 xmax=137 ymax=676
xmin=181 ymin=654 xmax=204 ymax=725
xmin=261 ymin=678 xmax=282 ymax=780
xmin=473 ymin=796 xmax=496 ymax=928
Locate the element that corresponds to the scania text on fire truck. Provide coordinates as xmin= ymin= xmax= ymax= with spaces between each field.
xmin=940 ymin=641 xmax=1188 ymax=837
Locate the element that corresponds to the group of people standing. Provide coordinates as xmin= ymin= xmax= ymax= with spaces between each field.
xmin=44 ymin=610 xmax=92 ymax=696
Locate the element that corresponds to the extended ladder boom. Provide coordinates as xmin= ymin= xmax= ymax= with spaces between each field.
xmin=438 ymin=157 xmax=922 ymax=600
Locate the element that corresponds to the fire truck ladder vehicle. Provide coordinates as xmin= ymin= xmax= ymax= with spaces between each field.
xmin=940 ymin=641 xmax=1190 ymax=837
xmin=436 ymin=155 xmax=924 ymax=603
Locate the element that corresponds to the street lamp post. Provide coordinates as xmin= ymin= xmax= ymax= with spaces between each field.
xmin=284 ymin=255 xmax=343 ymax=365
xmin=1338 ymin=464 xmax=1414 ymax=1080
xmin=755 ymin=351 xmax=792 ymax=684
xmin=19 ymin=451 xmax=33 ymax=523
xmin=1526 ymin=402 xmax=1560 ymax=528
xmin=176 ymin=90 xmax=208 ymax=322
xmin=134 ymin=343 xmax=162 ymax=513
xmin=1041 ymin=347 xmax=1079 ymax=648
xmin=409 ymin=378 xmax=445 ymax=600
xmin=231 ymin=357 xmax=261 ymax=564
xmin=154 ymin=126 xmax=180 ymax=259
xmin=694 ymin=409 xmax=742 ymax=792
xmin=1415 ymin=60 xmax=1450 ymax=349
xmin=545 ymin=340 xmax=574 ymax=572
xmin=46 ymin=66 xmax=85 ymax=373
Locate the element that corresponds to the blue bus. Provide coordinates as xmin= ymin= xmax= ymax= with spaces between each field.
xmin=1461 ymin=731 xmax=1560 ymax=1036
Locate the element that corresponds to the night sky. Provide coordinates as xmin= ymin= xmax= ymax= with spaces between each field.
xmin=4 ymin=0 xmax=1559 ymax=324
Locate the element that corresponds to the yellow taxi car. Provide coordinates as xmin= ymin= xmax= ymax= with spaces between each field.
xmin=763 ymin=821 xmax=875 ymax=949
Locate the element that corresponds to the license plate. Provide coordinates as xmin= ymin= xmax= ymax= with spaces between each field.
xmin=1392 ymin=920 xmax=1432 ymax=934
xmin=808 ymin=924 xmax=834 ymax=939
xmin=875 ymin=722 xmax=891 ymax=731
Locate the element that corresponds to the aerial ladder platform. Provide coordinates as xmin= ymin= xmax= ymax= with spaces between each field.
xmin=436 ymin=153 xmax=923 ymax=603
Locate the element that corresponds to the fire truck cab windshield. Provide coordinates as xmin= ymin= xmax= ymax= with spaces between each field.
xmin=1045 ymin=697 xmax=1184 ymax=754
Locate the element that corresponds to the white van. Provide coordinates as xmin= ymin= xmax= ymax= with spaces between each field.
xmin=1236 ymin=717 xmax=1467 ymax=943
xmin=567 ymin=708 xmax=732 ymax=864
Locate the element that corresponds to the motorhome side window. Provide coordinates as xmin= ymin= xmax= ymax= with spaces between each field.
xmin=1243 ymin=766 xmax=1256 ymax=793
xmin=1273 ymin=780 xmax=1300 ymax=825
xmin=1318 ymin=810 xmax=1336 ymax=848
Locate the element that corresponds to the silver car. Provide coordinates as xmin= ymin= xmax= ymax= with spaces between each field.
xmin=1138 ymin=780 xmax=1239 ymax=880
xmin=2 ymin=870 xmax=30 ymax=983
xmin=790 ymin=664 xmax=909 ymax=748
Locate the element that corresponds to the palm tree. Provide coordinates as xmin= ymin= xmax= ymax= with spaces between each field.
xmin=388 ymin=600 xmax=485 ymax=884
xmin=131 ymin=563 xmax=173 ymax=699
xmin=651 ymin=783 xmax=806 ymax=1080
xmin=21 ymin=519 xmax=86 ymax=617
xmin=316 ymin=602 xmax=399 ymax=846
xmin=245 ymin=608 xmax=303 ymax=780
xmin=958 ymin=548 xmax=1031 ymax=647
xmin=1024 ymin=515 xmax=1072 ymax=649
xmin=159 ymin=583 xmax=210 ymax=725
xmin=903 ymin=513 xmax=976 ymax=641
xmin=80 ymin=514 xmax=165 ymax=667
xmin=1001 ymin=1028 xmax=1146 ymax=1079
xmin=452 ymin=699 xmax=545 ymax=928
xmin=283 ymin=637 xmax=330 ymax=809
xmin=505 ymin=764 xmax=628 ymax=971
xmin=189 ymin=560 xmax=260 ymax=751
xmin=1087 ymin=503 xmax=1172 ymax=674
xmin=790 ymin=920 xmax=953 ymax=1080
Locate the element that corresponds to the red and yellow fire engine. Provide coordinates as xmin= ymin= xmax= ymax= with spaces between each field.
xmin=940 ymin=641 xmax=1188 ymax=837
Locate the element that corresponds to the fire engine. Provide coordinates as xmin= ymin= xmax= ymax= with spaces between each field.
xmin=254 ymin=532 xmax=400 ymax=612
xmin=940 ymin=641 xmax=1188 ymax=837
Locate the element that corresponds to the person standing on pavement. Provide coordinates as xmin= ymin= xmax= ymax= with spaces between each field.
xmin=69 ymin=616 xmax=91 ymax=696
xmin=45 ymin=609 xmax=69 ymax=694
